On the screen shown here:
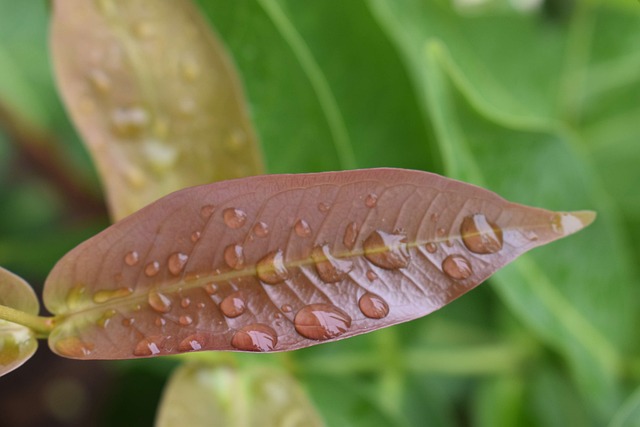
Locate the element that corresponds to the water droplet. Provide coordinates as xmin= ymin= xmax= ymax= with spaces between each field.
xmin=366 ymin=270 xmax=378 ymax=281
xmin=223 ymin=208 xmax=247 ymax=229
xmin=224 ymin=244 xmax=245 ymax=270
xmin=281 ymin=304 xmax=292 ymax=313
xmin=343 ymin=222 xmax=359 ymax=250
xmin=168 ymin=252 xmax=189 ymax=275
xmin=144 ymin=261 xmax=160 ymax=277
xmin=54 ymin=337 xmax=94 ymax=358
xmin=253 ymin=221 xmax=269 ymax=237
xmin=191 ymin=231 xmax=201 ymax=243
xmin=111 ymin=106 xmax=148 ymax=137
xmin=363 ymin=230 xmax=410 ymax=269
xmin=97 ymin=309 xmax=117 ymax=328
xmin=442 ymin=255 xmax=473 ymax=280
xmin=122 ymin=318 xmax=135 ymax=327
xmin=437 ymin=227 xmax=446 ymax=238
xmin=144 ymin=140 xmax=178 ymax=172
xmin=359 ymin=293 xmax=389 ymax=319
xmin=180 ymin=57 xmax=200 ymax=81
xmin=65 ymin=285 xmax=86 ymax=309
xmin=460 ymin=214 xmax=503 ymax=254
xmin=89 ymin=69 xmax=110 ymax=94
xmin=226 ymin=129 xmax=247 ymax=152
xmin=133 ymin=336 xmax=164 ymax=356
xmin=256 ymin=250 xmax=289 ymax=284
xmin=124 ymin=251 xmax=139 ymax=266
xmin=294 ymin=304 xmax=352 ymax=341
xmin=155 ymin=317 xmax=166 ymax=327
xmin=430 ymin=213 xmax=440 ymax=222
xmin=311 ymin=244 xmax=353 ymax=283
xmin=220 ymin=292 xmax=246 ymax=318
xmin=124 ymin=166 xmax=146 ymax=189
xmin=200 ymin=204 xmax=215 ymax=219
xmin=230 ymin=324 xmax=277 ymax=352
xmin=181 ymin=297 xmax=191 ymax=308
xmin=179 ymin=334 xmax=206 ymax=352
xmin=148 ymin=291 xmax=172 ymax=313
xmin=92 ymin=287 xmax=133 ymax=304
xmin=179 ymin=315 xmax=193 ymax=326
xmin=204 ymin=282 xmax=218 ymax=295
xmin=365 ymin=193 xmax=378 ymax=208
xmin=318 ymin=202 xmax=330 ymax=213
xmin=294 ymin=219 xmax=312 ymax=237
xmin=425 ymin=242 xmax=437 ymax=253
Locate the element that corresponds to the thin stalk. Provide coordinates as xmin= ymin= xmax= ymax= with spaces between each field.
xmin=0 ymin=304 xmax=56 ymax=338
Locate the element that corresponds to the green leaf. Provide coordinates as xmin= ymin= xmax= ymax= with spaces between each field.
xmin=610 ymin=385 xmax=640 ymax=427
xmin=156 ymin=362 xmax=324 ymax=427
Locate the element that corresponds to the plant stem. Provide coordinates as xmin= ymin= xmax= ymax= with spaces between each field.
xmin=0 ymin=304 xmax=56 ymax=337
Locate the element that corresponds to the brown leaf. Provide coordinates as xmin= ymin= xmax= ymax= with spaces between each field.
xmin=43 ymin=168 xmax=595 ymax=359
xmin=50 ymin=0 xmax=264 ymax=220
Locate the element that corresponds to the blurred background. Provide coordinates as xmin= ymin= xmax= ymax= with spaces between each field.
xmin=1 ymin=0 xmax=639 ymax=425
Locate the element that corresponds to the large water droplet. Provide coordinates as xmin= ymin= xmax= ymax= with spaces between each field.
xmin=65 ymin=285 xmax=86 ymax=309
xmin=294 ymin=219 xmax=312 ymax=237
xmin=230 ymin=324 xmax=277 ymax=352
xmin=223 ymin=208 xmax=247 ymax=229
xmin=363 ymin=230 xmax=410 ymax=269
xmin=442 ymin=255 xmax=473 ymax=280
xmin=144 ymin=261 xmax=160 ymax=277
xmin=54 ymin=337 xmax=94 ymax=358
xmin=148 ymin=291 xmax=172 ymax=313
xmin=294 ymin=304 xmax=351 ymax=341
xmin=200 ymin=204 xmax=215 ymax=219
xmin=179 ymin=334 xmax=206 ymax=352
xmin=256 ymin=250 xmax=289 ymax=285
xmin=224 ymin=244 xmax=245 ymax=270
xmin=253 ymin=221 xmax=269 ymax=238
xmin=133 ymin=336 xmax=163 ymax=357
xmin=92 ymin=287 xmax=133 ymax=304
xmin=167 ymin=252 xmax=189 ymax=275
xmin=365 ymin=193 xmax=378 ymax=208
xmin=359 ymin=293 xmax=389 ymax=319
xmin=111 ymin=106 xmax=148 ymax=137
xmin=124 ymin=251 xmax=139 ymax=266
xmin=220 ymin=292 xmax=246 ymax=318
xmin=343 ymin=222 xmax=359 ymax=250
xmin=460 ymin=214 xmax=503 ymax=254
xmin=311 ymin=244 xmax=353 ymax=283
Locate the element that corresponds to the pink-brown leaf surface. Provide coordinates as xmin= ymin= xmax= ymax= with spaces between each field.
xmin=43 ymin=168 xmax=594 ymax=359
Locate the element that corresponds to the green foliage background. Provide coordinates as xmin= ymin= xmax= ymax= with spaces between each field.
xmin=1 ymin=0 xmax=639 ymax=425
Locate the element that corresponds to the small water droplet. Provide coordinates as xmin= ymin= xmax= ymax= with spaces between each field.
xmin=143 ymin=140 xmax=178 ymax=172
xmin=437 ymin=227 xmax=446 ymax=238
xmin=318 ymin=202 xmax=330 ymax=213
xmin=124 ymin=251 xmax=139 ymax=266
xmin=460 ymin=214 xmax=503 ymax=254
xmin=425 ymin=242 xmax=437 ymax=253
xmin=54 ymin=337 xmax=94 ymax=358
xmin=311 ymin=244 xmax=353 ymax=283
xmin=226 ymin=129 xmax=247 ymax=152
xmin=97 ymin=309 xmax=117 ymax=328
xmin=122 ymin=318 xmax=135 ymax=327
xmin=133 ymin=336 xmax=164 ymax=357
xmin=359 ymin=293 xmax=389 ymax=319
xmin=181 ymin=297 xmax=191 ymax=308
xmin=363 ymin=230 xmax=410 ymax=269
xmin=230 ymin=324 xmax=277 ymax=352
xmin=191 ymin=231 xmax=201 ymax=243
xmin=223 ymin=208 xmax=247 ymax=229
xmin=179 ymin=315 xmax=193 ymax=326
xmin=224 ymin=244 xmax=245 ymax=270
xmin=294 ymin=219 xmax=312 ymax=237
xmin=253 ymin=221 xmax=269 ymax=237
xmin=430 ymin=213 xmax=440 ymax=222
xmin=197 ymin=302 xmax=205 ymax=309
xmin=200 ymin=204 xmax=215 ymax=219
xmin=89 ymin=69 xmax=110 ymax=94
xmin=93 ymin=287 xmax=133 ymax=304
xmin=366 ymin=270 xmax=378 ymax=281
xmin=442 ymin=255 xmax=473 ymax=280
xmin=220 ymin=292 xmax=246 ymax=318
xmin=65 ymin=285 xmax=86 ymax=309
xmin=111 ymin=106 xmax=149 ymax=137
xmin=294 ymin=304 xmax=352 ymax=341
xmin=124 ymin=166 xmax=146 ymax=189
xmin=365 ymin=193 xmax=378 ymax=208
xmin=180 ymin=57 xmax=200 ymax=81
xmin=179 ymin=334 xmax=207 ymax=352
xmin=343 ymin=222 xmax=359 ymax=250
xmin=167 ymin=252 xmax=189 ymax=275
xmin=281 ymin=304 xmax=293 ymax=313
xmin=144 ymin=261 xmax=160 ymax=277
xmin=155 ymin=317 xmax=166 ymax=327
xmin=257 ymin=250 xmax=289 ymax=284
xmin=204 ymin=282 xmax=218 ymax=295
xmin=148 ymin=291 xmax=172 ymax=313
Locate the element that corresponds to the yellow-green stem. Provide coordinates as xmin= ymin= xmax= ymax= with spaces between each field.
xmin=0 ymin=304 xmax=56 ymax=337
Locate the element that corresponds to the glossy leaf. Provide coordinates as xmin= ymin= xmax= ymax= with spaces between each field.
xmin=42 ymin=168 xmax=594 ymax=359
xmin=0 ymin=267 xmax=39 ymax=376
xmin=156 ymin=362 xmax=324 ymax=427
xmin=50 ymin=0 xmax=264 ymax=220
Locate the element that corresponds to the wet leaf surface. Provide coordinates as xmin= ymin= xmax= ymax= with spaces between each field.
xmin=50 ymin=0 xmax=264 ymax=220
xmin=0 ymin=267 xmax=39 ymax=376
xmin=43 ymin=168 xmax=593 ymax=359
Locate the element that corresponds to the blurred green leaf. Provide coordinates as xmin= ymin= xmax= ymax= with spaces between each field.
xmin=610 ymin=385 xmax=640 ymax=427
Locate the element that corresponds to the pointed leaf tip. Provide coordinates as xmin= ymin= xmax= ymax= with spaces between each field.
xmin=553 ymin=211 xmax=597 ymax=236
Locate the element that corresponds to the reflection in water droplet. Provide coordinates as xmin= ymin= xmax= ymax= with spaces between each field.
xmin=253 ymin=221 xmax=269 ymax=238
xmin=179 ymin=315 xmax=193 ymax=326
xmin=224 ymin=244 xmax=245 ymax=270
xmin=359 ymin=293 xmax=389 ymax=319
xmin=168 ymin=252 xmax=189 ymax=276
xmin=425 ymin=242 xmax=437 ymax=253
xmin=366 ymin=270 xmax=378 ymax=281
xmin=124 ymin=251 xmax=139 ymax=266
xmin=231 ymin=324 xmax=277 ymax=352
xmin=111 ymin=106 xmax=148 ymax=137
xmin=97 ymin=309 xmax=117 ymax=328
xmin=148 ymin=291 xmax=172 ymax=313
xmin=294 ymin=304 xmax=351 ymax=341
xmin=442 ymin=255 xmax=473 ymax=280
xmin=318 ymin=202 xmax=330 ymax=213
xmin=343 ymin=222 xmax=359 ymax=250
xmin=363 ymin=230 xmax=410 ymax=269
xmin=54 ymin=337 xmax=94 ymax=358
xmin=220 ymin=292 xmax=246 ymax=318
xmin=204 ymin=282 xmax=218 ymax=295
xmin=65 ymin=286 xmax=86 ymax=309
xmin=191 ymin=231 xmax=201 ymax=243
xmin=311 ymin=244 xmax=353 ymax=283
xmin=181 ymin=298 xmax=191 ymax=308
xmin=281 ymin=304 xmax=292 ymax=313
xmin=144 ymin=261 xmax=160 ymax=277
xmin=223 ymin=208 xmax=247 ymax=229
xmin=365 ymin=193 xmax=378 ymax=208
xmin=179 ymin=334 xmax=206 ymax=352
xmin=133 ymin=337 xmax=163 ymax=356
xmin=257 ymin=250 xmax=289 ymax=285
xmin=200 ymin=205 xmax=215 ymax=219
xmin=460 ymin=214 xmax=503 ymax=254
xmin=294 ymin=219 xmax=312 ymax=237
xmin=93 ymin=287 xmax=133 ymax=304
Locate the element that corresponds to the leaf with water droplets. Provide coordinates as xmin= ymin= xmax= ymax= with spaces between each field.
xmin=0 ymin=267 xmax=40 ymax=377
xmin=156 ymin=363 xmax=325 ymax=427
xmin=42 ymin=168 xmax=595 ymax=359
xmin=50 ymin=0 xmax=264 ymax=221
